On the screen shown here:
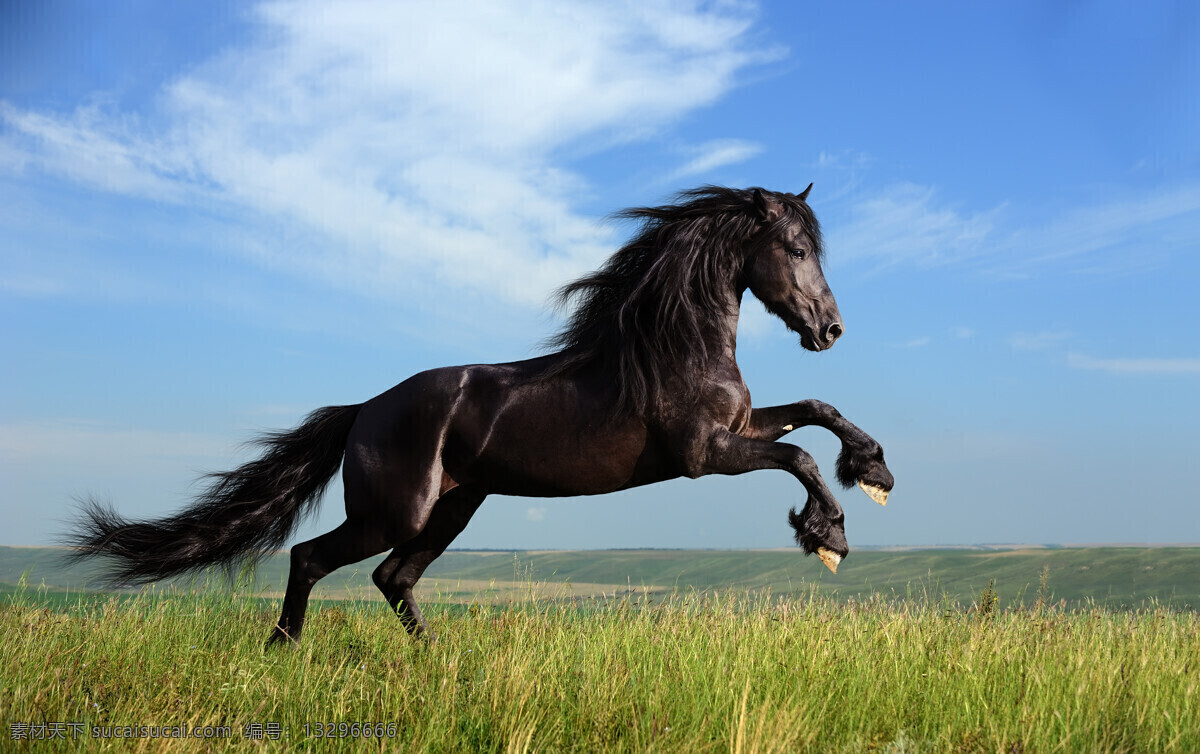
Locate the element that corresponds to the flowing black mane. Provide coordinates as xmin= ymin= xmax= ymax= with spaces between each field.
xmin=547 ymin=186 xmax=823 ymax=415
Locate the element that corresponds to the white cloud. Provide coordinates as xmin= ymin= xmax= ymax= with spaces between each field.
xmin=827 ymin=183 xmax=1000 ymax=268
xmin=668 ymin=138 xmax=763 ymax=181
xmin=1067 ymin=353 xmax=1200 ymax=375
xmin=0 ymin=101 xmax=200 ymax=202
xmin=526 ymin=507 xmax=547 ymax=522
xmin=0 ymin=0 xmax=771 ymax=306
xmin=824 ymin=181 xmax=1200 ymax=277
xmin=1005 ymin=185 xmax=1200 ymax=269
xmin=815 ymin=149 xmax=871 ymax=170
xmin=1007 ymin=331 xmax=1071 ymax=351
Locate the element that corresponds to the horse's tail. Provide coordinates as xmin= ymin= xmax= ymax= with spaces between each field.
xmin=65 ymin=404 xmax=363 ymax=585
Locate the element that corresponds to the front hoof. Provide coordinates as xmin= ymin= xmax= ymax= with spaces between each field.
xmin=836 ymin=445 xmax=892 ymax=489
xmin=816 ymin=548 xmax=842 ymax=573
xmin=789 ymin=506 xmax=850 ymax=570
xmin=858 ymin=480 xmax=890 ymax=506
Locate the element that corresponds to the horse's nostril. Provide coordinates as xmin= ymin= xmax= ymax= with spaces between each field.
xmin=824 ymin=322 xmax=844 ymax=343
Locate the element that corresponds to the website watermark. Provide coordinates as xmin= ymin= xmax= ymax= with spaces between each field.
xmin=10 ymin=720 xmax=400 ymax=743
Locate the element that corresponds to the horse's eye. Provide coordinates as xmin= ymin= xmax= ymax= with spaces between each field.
xmin=788 ymin=248 xmax=807 ymax=260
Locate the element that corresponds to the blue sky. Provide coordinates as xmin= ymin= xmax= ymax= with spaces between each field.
xmin=2 ymin=0 xmax=1198 ymax=555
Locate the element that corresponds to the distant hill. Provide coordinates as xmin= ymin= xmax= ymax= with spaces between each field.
xmin=3 ymin=545 xmax=1197 ymax=609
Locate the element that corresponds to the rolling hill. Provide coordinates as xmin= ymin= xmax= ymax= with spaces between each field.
xmin=3 ymin=545 xmax=1197 ymax=609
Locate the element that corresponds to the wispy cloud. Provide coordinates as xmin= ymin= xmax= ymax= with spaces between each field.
xmin=0 ymin=101 xmax=201 ymax=202
xmin=0 ymin=271 xmax=67 ymax=297
xmin=0 ymin=0 xmax=772 ymax=307
xmin=1004 ymin=185 xmax=1200 ymax=270
xmin=668 ymin=138 xmax=763 ymax=181
xmin=816 ymin=150 xmax=871 ymax=170
xmin=1067 ymin=353 xmax=1200 ymax=375
xmin=825 ymin=180 xmax=1200 ymax=276
xmin=1007 ymin=331 xmax=1072 ymax=351
xmin=828 ymin=183 xmax=1001 ymax=268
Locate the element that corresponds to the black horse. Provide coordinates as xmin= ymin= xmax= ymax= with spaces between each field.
xmin=68 ymin=186 xmax=894 ymax=646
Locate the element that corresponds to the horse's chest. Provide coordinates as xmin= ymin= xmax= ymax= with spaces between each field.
xmin=698 ymin=376 xmax=752 ymax=434
xmin=727 ymin=385 xmax=753 ymax=434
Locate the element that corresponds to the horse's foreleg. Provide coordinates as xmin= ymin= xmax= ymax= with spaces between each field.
xmin=372 ymin=487 xmax=486 ymax=638
xmin=745 ymin=400 xmax=893 ymax=506
xmin=688 ymin=429 xmax=848 ymax=572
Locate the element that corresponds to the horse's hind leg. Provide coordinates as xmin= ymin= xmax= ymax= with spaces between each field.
xmin=267 ymin=520 xmax=389 ymax=647
xmin=372 ymin=487 xmax=486 ymax=638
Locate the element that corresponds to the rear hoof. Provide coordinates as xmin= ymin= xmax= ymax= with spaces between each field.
xmin=407 ymin=621 xmax=438 ymax=643
xmin=265 ymin=627 xmax=298 ymax=651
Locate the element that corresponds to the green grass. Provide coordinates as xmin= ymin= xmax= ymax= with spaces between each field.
xmin=3 ymin=583 xmax=1198 ymax=752
xmin=4 ymin=545 xmax=1197 ymax=750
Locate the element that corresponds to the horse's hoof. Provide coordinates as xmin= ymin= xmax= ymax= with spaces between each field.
xmin=817 ymin=547 xmax=841 ymax=574
xmin=858 ymin=480 xmax=889 ymax=506
xmin=265 ymin=628 xmax=299 ymax=651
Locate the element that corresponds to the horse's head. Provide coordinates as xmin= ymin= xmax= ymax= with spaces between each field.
xmin=743 ymin=185 xmax=843 ymax=352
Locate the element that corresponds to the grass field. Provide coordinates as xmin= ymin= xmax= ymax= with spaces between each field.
xmin=3 ymin=582 xmax=1198 ymax=753
xmin=4 ymin=546 xmax=1199 ymax=751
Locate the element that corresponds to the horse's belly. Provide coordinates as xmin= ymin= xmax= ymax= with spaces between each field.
xmin=447 ymin=399 xmax=667 ymax=496
xmin=461 ymin=421 xmax=667 ymax=497
xmin=429 ymin=362 xmax=680 ymax=497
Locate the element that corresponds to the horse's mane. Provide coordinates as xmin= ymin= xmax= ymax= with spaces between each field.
xmin=546 ymin=186 xmax=822 ymax=416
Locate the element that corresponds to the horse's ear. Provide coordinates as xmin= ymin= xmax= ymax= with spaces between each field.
xmin=798 ymin=183 xmax=813 ymax=201
xmin=752 ymin=188 xmax=782 ymax=223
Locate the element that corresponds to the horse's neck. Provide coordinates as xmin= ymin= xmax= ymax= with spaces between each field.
xmin=703 ymin=290 xmax=743 ymax=366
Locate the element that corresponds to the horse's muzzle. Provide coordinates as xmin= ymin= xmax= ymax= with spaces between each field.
xmin=821 ymin=322 xmax=844 ymax=348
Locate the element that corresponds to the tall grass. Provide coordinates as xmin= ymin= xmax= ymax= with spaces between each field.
xmin=2 ymin=583 xmax=1197 ymax=752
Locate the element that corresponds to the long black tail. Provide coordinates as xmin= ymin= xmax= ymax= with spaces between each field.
xmin=65 ymin=404 xmax=362 ymax=585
